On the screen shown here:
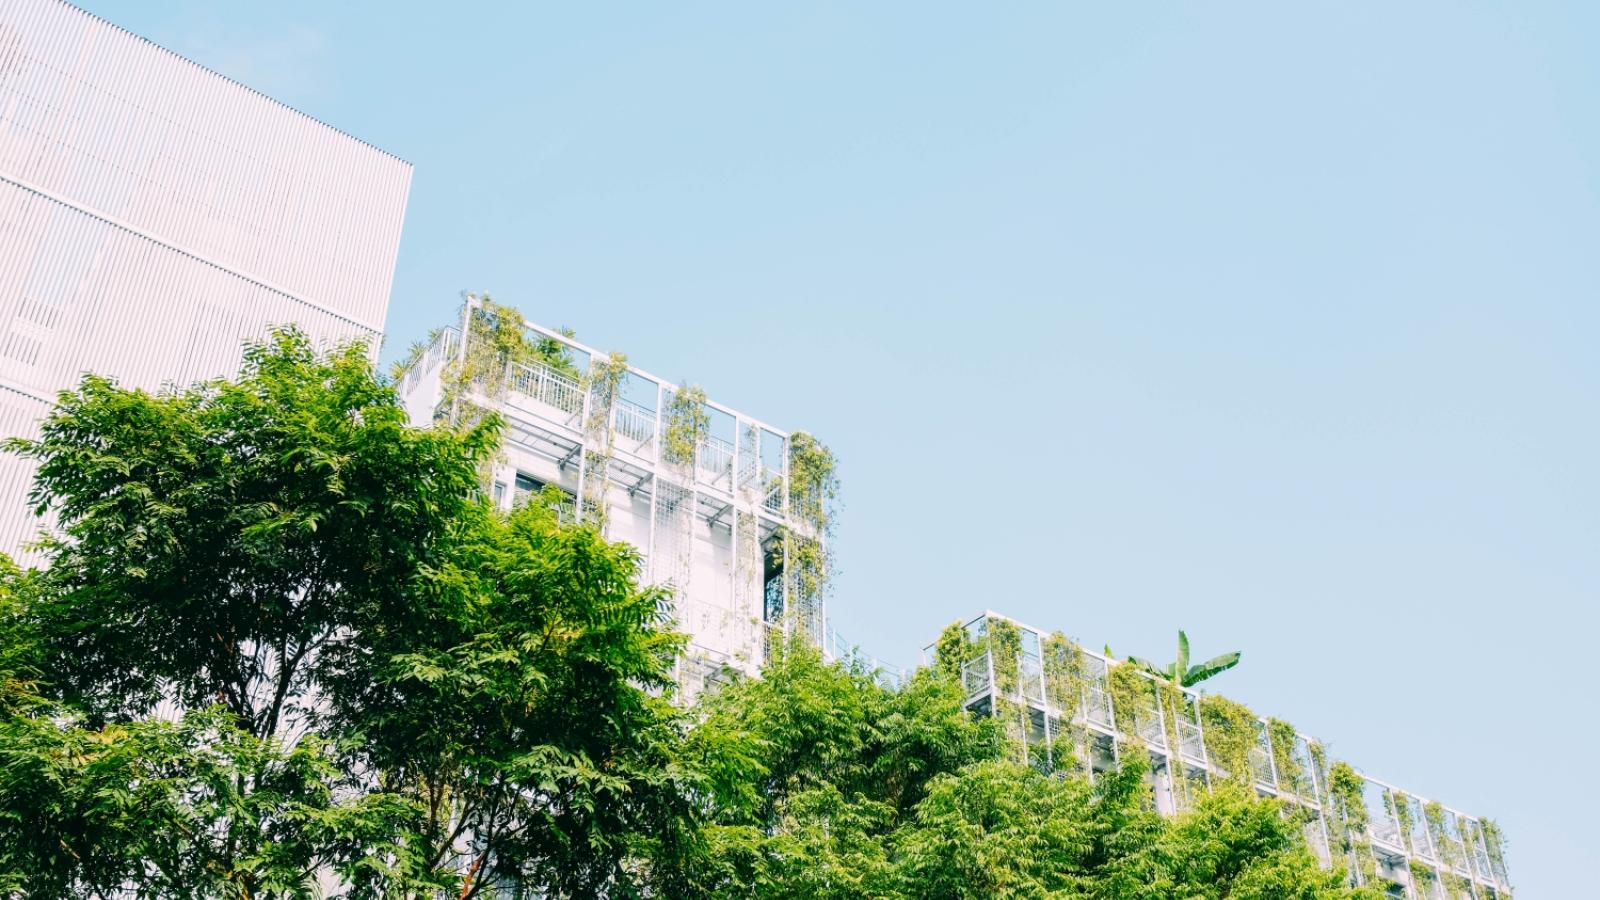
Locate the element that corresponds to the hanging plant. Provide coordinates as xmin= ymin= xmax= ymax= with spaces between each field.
xmin=1197 ymin=694 xmax=1257 ymax=785
xmin=985 ymin=617 xmax=1023 ymax=697
xmin=787 ymin=431 xmax=838 ymax=532
xmin=1108 ymin=662 xmax=1158 ymax=738
xmin=1266 ymin=718 xmax=1303 ymax=794
xmin=662 ymin=384 xmax=709 ymax=467
xmin=934 ymin=621 xmax=974 ymax=683
xmin=440 ymin=296 xmax=580 ymax=420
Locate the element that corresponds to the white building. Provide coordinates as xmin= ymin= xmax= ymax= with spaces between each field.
xmin=933 ymin=611 xmax=1513 ymax=899
xmin=0 ymin=0 xmax=412 ymax=557
xmin=395 ymin=298 xmax=832 ymax=698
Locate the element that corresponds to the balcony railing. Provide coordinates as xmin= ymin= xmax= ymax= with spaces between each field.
xmin=962 ymin=657 xmax=991 ymax=698
xmin=698 ymin=436 xmax=734 ymax=484
xmin=613 ymin=398 xmax=656 ymax=444
xmin=508 ymin=360 xmax=584 ymax=416
xmin=1249 ymin=743 xmax=1276 ymax=789
xmin=763 ymin=476 xmax=785 ymax=514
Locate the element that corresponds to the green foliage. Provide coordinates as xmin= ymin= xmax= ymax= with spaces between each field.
xmin=934 ymin=621 xmax=973 ymax=683
xmin=442 ymin=296 xmax=577 ymax=421
xmin=7 ymin=327 xmax=497 ymax=735
xmin=581 ymin=351 xmax=630 ymax=526
xmin=1329 ymin=763 xmax=1369 ymax=831
xmin=0 ymin=330 xmax=694 ymax=898
xmin=1108 ymin=662 xmax=1158 ymax=737
xmin=1126 ymin=629 xmax=1241 ymax=688
xmin=1409 ymin=858 xmax=1437 ymax=885
xmin=781 ymin=528 xmax=829 ymax=610
xmin=651 ymin=644 xmax=1379 ymax=899
xmin=343 ymin=499 xmax=694 ymax=897
xmin=0 ymin=325 xmax=1436 ymax=897
xmin=1267 ymin=717 xmax=1305 ymax=795
xmin=388 ymin=325 xmax=445 ymax=381
xmin=663 ymin=383 xmax=710 ymax=466
xmin=0 ymin=707 xmax=420 ymax=898
xmin=787 ymin=430 xmax=838 ymax=532
xmin=985 ymin=616 xmax=1023 ymax=696
xmin=1198 ymin=694 xmax=1259 ymax=786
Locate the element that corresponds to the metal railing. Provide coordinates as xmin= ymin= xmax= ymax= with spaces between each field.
xmin=613 ymin=398 xmax=656 ymax=444
xmin=508 ymin=360 xmax=584 ymax=416
xmin=962 ymin=657 xmax=992 ymax=698
xmin=397 ymin=325 xmax=460 ymax=395
xmin=697 ymin=436 xmax=734 ymax=483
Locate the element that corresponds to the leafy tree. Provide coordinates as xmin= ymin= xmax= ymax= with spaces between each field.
xmin=0 ymin=708 xmax=420 ymax=899
xmin=6 ymin=328 xmax=496 ymax=739
xmin=0 ymin=329 xmax=693 ymax=898
xmin=0 ymin=325 xmax=1386 ymax=898
xmin=339 ymin=498 xmax=698 ymax=898
xmin=659 ymin=643 xmax=1377 ymax=900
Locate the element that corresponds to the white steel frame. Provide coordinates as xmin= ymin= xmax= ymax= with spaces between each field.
xmin=924 ymin=611 xmax=1512 ymax=899
xmin=395 ymin=298 xmax=827 ymax=689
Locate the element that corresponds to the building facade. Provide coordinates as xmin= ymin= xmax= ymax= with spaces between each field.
xmin=0 ymin=0 xmax=412 ymax=556
xmin=930 ymin=611 xmax=1512 ymax=899
xmin=395 ymin=298 xmax=832 ymax=699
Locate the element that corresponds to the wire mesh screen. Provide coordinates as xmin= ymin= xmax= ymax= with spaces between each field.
xmin=651 ymin=478 xmax=694 ymax=601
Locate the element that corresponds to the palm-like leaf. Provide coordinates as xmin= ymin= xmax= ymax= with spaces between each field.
xmin=1125 ymin=656 xmax=1170 ymax=680
xmin=1124 ymin=631 xmax=1241 ymax=688
xmin=1182 ymin=651 xmax=1241 ymax=687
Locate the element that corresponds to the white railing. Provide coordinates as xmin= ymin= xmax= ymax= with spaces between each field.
xmin=508 ymin=360 xmax=584 ymax=416
xmin=697 ymin=436 xmax=734 ymax=482
xmin=397 ymin=326 xmax=460 ymax=395
xmin=763 ymin=477 xmax=785 ymax=514
xmin=1178 ymin=719 xmax=1206 ymax=762
xmin=613 ymin=398 xmax=656 ymax=444
xmin=1250 ymin=742 xmax=1276 ymax=788
xmin=962 ymin=657 xmax=992 ymax=697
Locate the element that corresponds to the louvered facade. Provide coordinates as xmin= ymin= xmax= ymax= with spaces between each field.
xmin=0 ymin=0 xmax=411 ymax=557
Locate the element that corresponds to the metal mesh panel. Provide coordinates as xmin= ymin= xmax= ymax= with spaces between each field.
xmin=736 ymin=421 xmax=759 ymax=491
xmin=651 ymin=478 xmax=693 ymax=599
xmin=732 ymin=508 xmax=762 ymax=668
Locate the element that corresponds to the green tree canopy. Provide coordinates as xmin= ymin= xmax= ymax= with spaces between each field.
xmin=0 ymin=327 xmax=1384 ymax=898
xmin=0 ymin=329 xmax=696 ymax=898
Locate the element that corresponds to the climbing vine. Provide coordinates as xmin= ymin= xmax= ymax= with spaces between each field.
xmin=985 ymin=617 xmax=1023 ymax=697
xmin=1325 ymin=761 xmax=1376 ymax=885
xmin=780 ymin=431 xmax=838 ymax=640
xmin=787 ymin=431 xmax=838 ymax=532
xmin=1408 ymin=859 xmax=1436 ymax=890
xmin=431 ymin=296 xmax=582 ymax=435
xmin=1108 ymin=663 xmax=1157 ymax=736
xmin=1039 ymin=632 xmax=1087 ymax=773
xmin=934 ymin=621 xmax=974 ymax=684
xmin=1423 ymin=802 xmax=1458 ymax=869
xmin=1392 ymin=790 xmax=1415 ymax=847
xmin=1481 ymin=819 xmax=1507 ymax=879
xmin=1040 ymin=632 xmax=1083 ymax=712
xmin=662 ymin=385 xmax=709 ymax=467
xmin=579 ymin=352 xmax=630 ymax=528
xmin=777 ymin=527 xmax=829 ymax=612
xmin=1327 ymin=763 xmax=1368 ymax=830
xmin=1266 ymin=717 xmax=1304 ymax=795
xmin=1198 ymin=694 xmax=1257 ymax=786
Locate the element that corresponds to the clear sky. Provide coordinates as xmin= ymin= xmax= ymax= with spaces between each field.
xmin=81 ymin=1 xmax=1599 ymax=893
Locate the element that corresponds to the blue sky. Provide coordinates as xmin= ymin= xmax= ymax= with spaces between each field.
xmin=84 ymin=1 xmax=1599 ymax=893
